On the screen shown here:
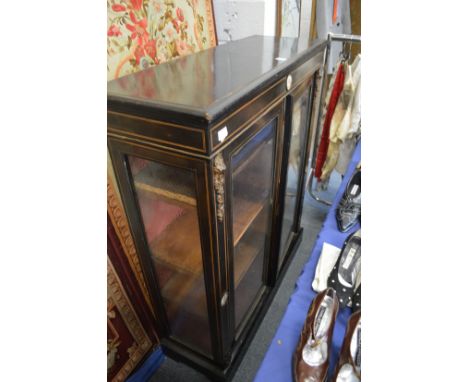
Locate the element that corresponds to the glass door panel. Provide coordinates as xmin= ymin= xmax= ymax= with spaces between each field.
xmin=231 ymin=120 xmax=276 ymax=329
xmin=278 ymin=90 xmax=310 ymax=268
xmin=127 ymin=157 xmax=212 ymax=356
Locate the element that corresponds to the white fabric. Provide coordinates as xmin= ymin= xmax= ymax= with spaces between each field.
xmin=336 ymin=55 xmax=361 ymax=141
xmin=312 ymin=242 xmax=341 ymax=292
xmin=336 ymin=136 xmax=358 ymax=175
xmin=320 ymin=54 xmax=361 ymax=182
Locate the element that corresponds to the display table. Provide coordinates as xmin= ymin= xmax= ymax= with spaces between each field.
xmin=254 ymin=140 xmax=361 ymax=382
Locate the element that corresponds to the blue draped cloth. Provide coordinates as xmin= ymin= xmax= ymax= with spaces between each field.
xmin=254 ymin=141 xmax=361 ymax=382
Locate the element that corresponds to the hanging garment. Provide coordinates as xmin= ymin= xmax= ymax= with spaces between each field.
xmin=336 ymin=64 xmax=361 ymax=175
xmin=336 ymin=135 xmax=358 ymax=175
xmin=315 ymin=61 xmax=346 ymax=181
xmin=320 ymin=54 xmax=361 ymax=181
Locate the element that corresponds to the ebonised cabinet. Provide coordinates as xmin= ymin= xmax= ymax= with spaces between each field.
xmin=107 ymin=35 xmax=326 ymax=380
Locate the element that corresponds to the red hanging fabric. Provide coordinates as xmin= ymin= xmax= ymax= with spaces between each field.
xmin=315 ymin=63 xmax=346 ymax=181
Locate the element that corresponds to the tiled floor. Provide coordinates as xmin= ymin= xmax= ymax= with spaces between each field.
xmin=149 ymin=173 xmax=342 ymax=382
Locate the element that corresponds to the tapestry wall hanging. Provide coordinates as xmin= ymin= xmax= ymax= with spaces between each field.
xmin=107 ymin=0 xmax=217 ymax=80
xmin=107 ymin=258 xmax=152 ymax=381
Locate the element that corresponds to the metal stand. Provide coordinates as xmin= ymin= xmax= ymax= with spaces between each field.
xmin=305 ymin=33 xmax=361 ymax=206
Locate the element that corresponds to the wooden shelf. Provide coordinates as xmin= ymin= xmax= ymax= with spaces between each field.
xmin=234 ymin=248 xmax=265 ymax=328
xmin=132 ymin=189 xmax=207 ymax=319
xmin=134 ymin=162 xmax=196 ymax=206
xmin=233 ymin=198 xmax=267 ymax=246
xmin=150 ymin=204 xmax=203 ymax=275
xmin=233 ymin=199 xmax=268 ymax=291
xmin=156 ymin=262 xmax=208 ymax=319
xmin=135 ymin=182 xmax=196 ymax=206
xmin=156 ymin=261 xmax=197 ymax=298
xmin=232 ymin=135 xmax=273 ymax=247
xmin=234 ymin=241 xmax=263 ymax=287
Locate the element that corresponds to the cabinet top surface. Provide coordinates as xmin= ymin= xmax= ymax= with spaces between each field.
xmin=107 ymin=35 xmax=326 ymax=122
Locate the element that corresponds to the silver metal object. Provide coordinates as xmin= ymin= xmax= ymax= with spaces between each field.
xmin=305 ymin=33 xmax=361 ymax=206
xmin=328 ymin=33 xmax=361 ymax=44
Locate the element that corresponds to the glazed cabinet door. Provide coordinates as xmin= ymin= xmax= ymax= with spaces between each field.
xmin=221 ymin=104 xmax=285 ymax=346
xmin=277 ymin=78 xmax=316 ymax=272
xmin=108 ymin=140 xmax=221 ymax=363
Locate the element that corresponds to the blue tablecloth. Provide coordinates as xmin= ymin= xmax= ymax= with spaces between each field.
xmin=254 ymin=141 xmax=361 ymax=382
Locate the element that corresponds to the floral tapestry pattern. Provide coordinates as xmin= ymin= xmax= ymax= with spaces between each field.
xmin=107 ymin=0 xmax=217 ymax=80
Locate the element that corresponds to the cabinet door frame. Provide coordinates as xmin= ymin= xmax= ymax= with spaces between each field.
xmin=220 ymin=101 xmax=286 ymax=353
xmin=107 ymin=137 xmax=224 ymax=364
xmin=271 ymin=73 xmax=319 ymax=279
xmin=292 ymin=72 xmax=320 ymax=235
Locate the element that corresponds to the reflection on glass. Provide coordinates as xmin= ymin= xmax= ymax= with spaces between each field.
xmin=279 ymin=91 xmax=309 ymax=267
xmin=231 ymin=120 xmax=276 ymax=329
xmin=128 ymin=157 xmax=212 ymax=356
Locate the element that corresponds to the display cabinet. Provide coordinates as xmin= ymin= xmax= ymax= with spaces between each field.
xmin=107 ymin=35 xmax=326 ymax=380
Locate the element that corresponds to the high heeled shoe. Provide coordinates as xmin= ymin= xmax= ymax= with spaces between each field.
xmin=352 ymin=284 xmax=361 ymax=312
xmin=331 ymin=311 xmax=361 ymax=382
xmin=293 ymin=288 xmax=339 ymax=382
xmin=336 ymin=168 xmax=361 ymax=232
xmin=327 ymin=230 xmax=361 ymax=308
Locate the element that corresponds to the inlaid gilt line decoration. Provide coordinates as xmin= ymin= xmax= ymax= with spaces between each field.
xmin=213 ymin=153 xmax=226 ymax=222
